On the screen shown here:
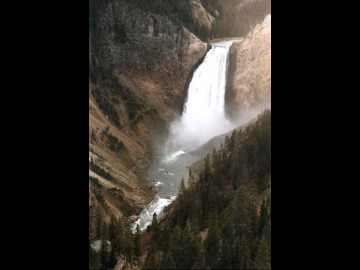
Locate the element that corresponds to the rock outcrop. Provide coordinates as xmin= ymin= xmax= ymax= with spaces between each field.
xmin=226 ymin=14 xmax=271 ymax=120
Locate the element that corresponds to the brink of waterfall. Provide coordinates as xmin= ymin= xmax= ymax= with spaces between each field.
xmin=170 ymin=40 xmax=240 ymax=149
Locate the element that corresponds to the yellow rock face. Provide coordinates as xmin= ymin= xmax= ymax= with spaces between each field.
xmin=228 ymin=14 xmax=271 ymax=119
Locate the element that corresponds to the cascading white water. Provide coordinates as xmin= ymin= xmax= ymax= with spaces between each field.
xmin=132 ymin=40 xmax=241 ymax=232
xmin=170 ymin=40 xmax=236 ymax=148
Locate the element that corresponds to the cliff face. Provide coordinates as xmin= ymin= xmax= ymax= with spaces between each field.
xmin=89 ymin=0 xmax=208 ymax=221
xmin=226 ymin=14 xmax=271 ymax=120
xmin=90 ymin=0 xmax=208 ymax=117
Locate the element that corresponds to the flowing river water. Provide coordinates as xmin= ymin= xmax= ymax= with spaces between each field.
xmin=132 ymin=39 xmax=243 ymax=231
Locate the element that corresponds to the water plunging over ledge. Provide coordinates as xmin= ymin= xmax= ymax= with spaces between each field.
xmin=132 ymin=39 xmax=242 ymax=232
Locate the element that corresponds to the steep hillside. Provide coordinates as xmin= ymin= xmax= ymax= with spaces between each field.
xmin=89 ymin=80 xmax=156 ymax=222
xmin=226 ymin=14 xmax=271 ymax=120
xmin=89 ymin=0 xmax=208 ymax=222
xmin=144 ymin=110 xmax=271 ymax=269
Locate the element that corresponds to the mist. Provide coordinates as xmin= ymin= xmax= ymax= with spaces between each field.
xmin=164 ymin=41 xmax=240 ymax=155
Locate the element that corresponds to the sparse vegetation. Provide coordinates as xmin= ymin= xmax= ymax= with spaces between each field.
xmin=91 ymin=129 xmax=97 ymax=142
xmin=101 ymin=126 xmax=125 ymax=153
xmin=92 ymin=71 xmax=146 ymax=128
xmin=106 ymin=74 xmax=146 ymax=124
xmin=92 ymin=88 xmax=120 ymax=126
xmin=108 ymin=133 xmax=125 ymax=152
xmin=89 ymin=176 xmax=102 ymax=188
xmin=89 ymin=162 xmax=112 ymax=181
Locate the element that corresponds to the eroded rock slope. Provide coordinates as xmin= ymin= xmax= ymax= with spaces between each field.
xmin=226 ymin=14 xmax=271 ymax=120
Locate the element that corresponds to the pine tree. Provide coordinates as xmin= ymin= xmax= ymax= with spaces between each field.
xmin=205 ymin=219 xmax=219 ymax=268
xmin=108 ymin=245 xmax=117 ymax=269
xmin=100 ymin=221 xmax=109 ymax=269
xmin=254 ymin=236 xmax=271 ymax=269
xmin=222 ymin=240 xmax=232 ymax=269
xmin=230 ymin=130 xmax=240 ymax=190
xmin=108 ymin=215 xmax=116 ymax=241
xmin=162 ymin=251 xmax=176 ymax=269
xmin=212 ymin=147 xmax=222 ymax=188
xmin=89 ymin=211 xmax=96 ymax=242
xmin=259 ymin=198 xmax=269 ymax=235
xmin=239 ymin=235 xmax=252 ymax=269
xmin=91 ymin=129 xmax=96 ymax=142
xmin=134 ymin=225 xmax=141 ymax=259
xmin=123 ymin=225 xmax=135 ymax=266
xmin=92 ymin=251 xmax=101 ymax=270
xmin=188 ymin=169 xmax=193 ymax=184
xmin=180 ymin=178 xmax=186 ymax=194
xmin=152 ymin=212 xmax=160 ymax=246
xmin=95 ymin=211 xmax=102 ymax=238
xmin=255 ymin=215 xmax=271 ymax=269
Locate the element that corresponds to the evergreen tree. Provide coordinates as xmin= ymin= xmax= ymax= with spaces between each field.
xmin=259 ymin=198 xmax=269 ymax=235
xmin=205 ymin=219 xmax=219 ymax=268
xmin=239 ymin=235 xmax=252 ymax=269
xmin=180 ymin=178 xmax=186 ymax=193
xmin=92 ymin=251 xmax=101 ymax=270
xmin=95 ymin=211 xmax=102 ymax=238
xmin=108 ymin=215 xmax=116 ymax=241
xmin=123 ymin=225 xmax=135 ymax=266
xmin=162 ymin=251 xmax=176 ymax=269
xmin=91 ymin=129 xmax=97 ymax=142
xmin=134 ymin=225 xmax=141 ymax=259
xmin=100 ymin=222 xmax=109 ymax=269
xmin=141 ymin=110 xmax=271 ymax=269
xmin=151 ymin=212 xmax=160 ymax=246
xmin=255 ymin=236 xmax=271 ymax=269
xmin=255 ymin=219 xmax=271 ymax=269
xmin=108 ymin=245 xmax=117 ymax=269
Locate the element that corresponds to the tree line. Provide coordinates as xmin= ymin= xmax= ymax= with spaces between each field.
xmin=144 ymin=110 xmax=271 ymax=269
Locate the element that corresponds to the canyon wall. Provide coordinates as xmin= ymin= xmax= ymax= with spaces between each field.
xmin=226 ymin=14 xmax=271 ymax=121
xmin=89 ymin=0 xmax=208 ymax=221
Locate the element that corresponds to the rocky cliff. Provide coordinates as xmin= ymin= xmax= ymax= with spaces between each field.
xmin=89 ymin=0 xmax=208 ymax=221
xmin=226 ymin=14 xmax=271 ymax=121
xmin=90 ymin=0 xmax=208 ymax=117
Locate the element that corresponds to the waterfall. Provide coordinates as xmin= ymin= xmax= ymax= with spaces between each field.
xmin=170 ymin=40 xmax=237 ymax=149
xmin=132 ymin=40 xmax=241 ymax=232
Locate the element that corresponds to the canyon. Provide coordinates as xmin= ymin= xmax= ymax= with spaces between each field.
xmin=89 ymin=0 xmax=271 ymax=232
